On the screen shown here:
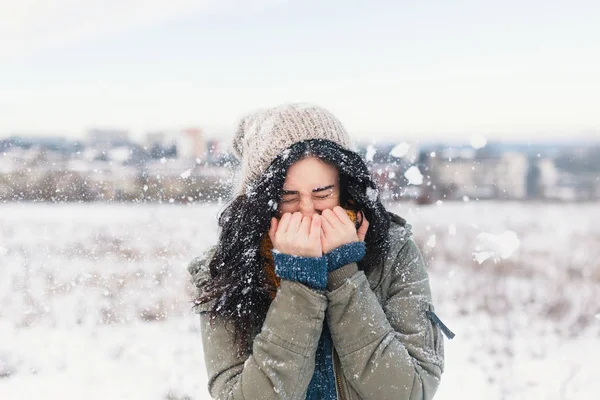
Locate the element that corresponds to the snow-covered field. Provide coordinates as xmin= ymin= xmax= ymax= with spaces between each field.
xmin=1 ymin=201 xmax=599 ymax=400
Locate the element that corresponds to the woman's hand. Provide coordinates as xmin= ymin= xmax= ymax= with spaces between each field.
xmin=320 ymin=206 xmax=369 ymax=254
xmin=269 ymin=212 xmax=323 ymax=257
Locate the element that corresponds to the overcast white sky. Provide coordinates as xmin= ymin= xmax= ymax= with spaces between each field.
xmin=1 ymin=0 xmax=599 ymax=142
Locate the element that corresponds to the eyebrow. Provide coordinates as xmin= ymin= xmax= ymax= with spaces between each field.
xmin=281 ymin=184 xmax=335 ymax=195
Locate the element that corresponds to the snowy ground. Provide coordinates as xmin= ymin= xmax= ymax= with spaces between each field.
xmin=1 ymin=201 xmax=599 ymax=400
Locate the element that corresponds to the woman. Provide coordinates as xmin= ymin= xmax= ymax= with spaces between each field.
xmin=188 ymin=104 xmax=451 ymax=399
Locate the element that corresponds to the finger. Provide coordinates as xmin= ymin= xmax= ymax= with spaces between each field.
xmin=333 ymin=206 xmax=353 ymax=226
xmin=323 ymin=208 xmax=345 ymax=232
xmin=287 ymin=212 xmax=303 ymax=233
xmin=269 ymin=217 xmax=278 ymax=242
xmin=278 ymin=212 xmax=291 ymax=234
xmin=357 ymin=214 xmax=369 ymax=242
xmin=356 ymin=210 xmax=364 ymax=227
xmin=320 ymin=228 xmax=328 ymax=251
xmin=321 ymin=208 xmax=338 ymax=226
xmin=320 ymin=212 xmax=334 ymax=236
xmin=309 ymin=214 xmax=322 ymax=244
xmin=299 ymin=216 xmax=311 ymax=238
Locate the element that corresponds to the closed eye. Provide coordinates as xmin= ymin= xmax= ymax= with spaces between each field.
xmin=312 ymin=185 xmax=335 ymax=193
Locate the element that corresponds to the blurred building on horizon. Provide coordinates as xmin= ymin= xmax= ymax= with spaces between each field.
xmin=0 ymin=131 xmax=599 ymax=204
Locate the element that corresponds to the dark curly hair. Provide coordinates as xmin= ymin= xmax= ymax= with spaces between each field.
xmin=195 ymin=139 xmax=391 ymax=356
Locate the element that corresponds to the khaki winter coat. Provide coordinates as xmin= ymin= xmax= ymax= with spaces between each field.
xmin=188 ymin=213 xmax=444 ymax=399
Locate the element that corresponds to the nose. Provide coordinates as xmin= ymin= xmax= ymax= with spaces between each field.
xmin=299 ymin=197 xmax=316 ymax=218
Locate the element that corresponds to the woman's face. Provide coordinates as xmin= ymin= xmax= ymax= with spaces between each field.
xmin=278 ymin=156 xmax=340 ymax=217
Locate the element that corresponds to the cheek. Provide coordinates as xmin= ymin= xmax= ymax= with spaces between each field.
xmin=330 ymin=198 xmax=341 ymax=207
xmin=278 ymin=202 xmax=298 ymax=214
xmin=316 ymin=198 xmax=340 ymax=212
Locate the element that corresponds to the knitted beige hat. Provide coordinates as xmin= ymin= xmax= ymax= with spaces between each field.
xmin=232 ymin=103 xmax=354 ymax=195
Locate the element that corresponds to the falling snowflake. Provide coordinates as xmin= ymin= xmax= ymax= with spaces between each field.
xmin=426 ymin=234 xmax=436 ymax=248
xmin=366 ymin=145 xmax=376 ymax=162
xmin=267 ymin=199 xmax=278 ymax=210
xmin=366 ymin=187 xmax=379 ymax=202
xmin=469 ymin=134 xmax=487 ymax=150
xmin=280 ymin=148 xmax=291 ymax=160
xmin=390 ymin=142 xmax=410 ymax=158
xmin=473 ymin=230 xmax=520 ymax=264
xmin=404 ymin=166 xmax=423 ymax=185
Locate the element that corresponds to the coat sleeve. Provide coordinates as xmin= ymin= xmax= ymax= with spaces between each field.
xmin=325 ymin=238 xmax=444 ymax=400
xmin=188 ymin=250 xmax=327 ymax=400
